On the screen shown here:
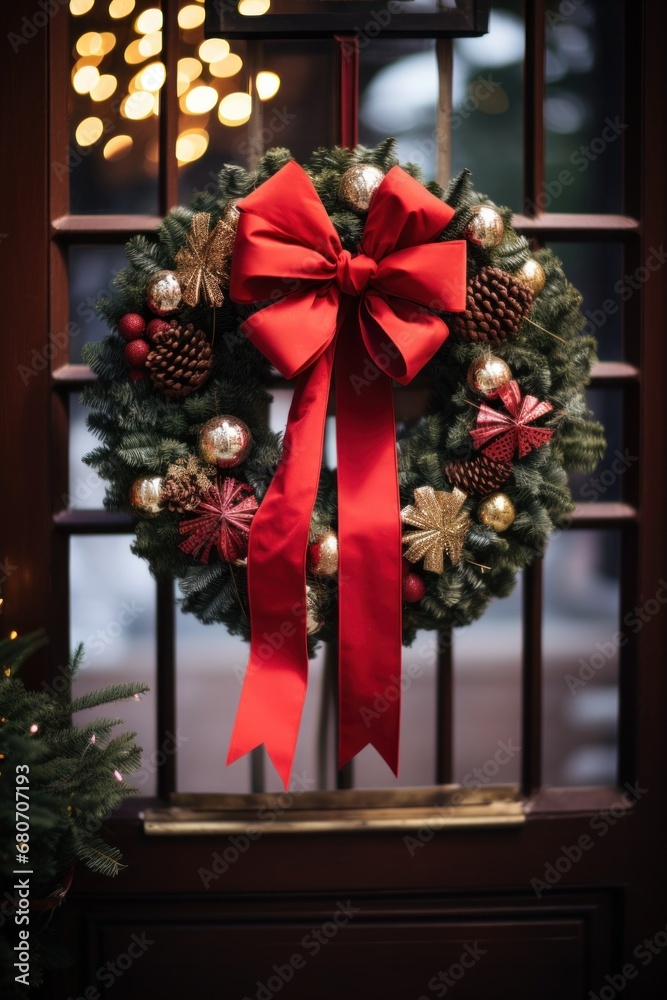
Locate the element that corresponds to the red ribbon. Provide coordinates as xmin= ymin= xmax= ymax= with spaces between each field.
xmin=470 ymin=380 xmax=554 ymax=461
xmin=227 ymin=161 xmax=466 ymax=789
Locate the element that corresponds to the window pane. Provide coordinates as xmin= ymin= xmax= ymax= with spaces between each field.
xmin=543 ymin=530 xmax=620 ymax=786
xmin=69 ymin=244 xmax=127 ymax=362
xmin=359 ymin=39 xmax=438 ymax=174
xmin=546 ymin=242 xmax=624 ymax=361
xmin=452 ymin=585 xmax=523 ymax=788
xmin=358 ymin=2 xmax=525 ymax=212
xmin=569 ymin=389 xmax=625 ymax=505
xmin=544 ymin=0 xmax=624 ymax=213
xmin=68 ymin=1 xmax=161 ymax=213
xmin=452 ymin=1 xmax=524 ymax=209
xmin=70 ymin=535 xmax=158 ymax=795
xmin=69 ymin=395 xmax=108 ymax=510
xmin=177 ymin=22 xmax=336 ymax=199
xmin=353 ymin=632 xmax=438 ymax=789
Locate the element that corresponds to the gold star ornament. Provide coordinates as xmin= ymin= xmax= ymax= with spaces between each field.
xmin=175 ymin=211 xmax=235 ymax=308
xmin=401 ymin=486 xmax=472 ymax=574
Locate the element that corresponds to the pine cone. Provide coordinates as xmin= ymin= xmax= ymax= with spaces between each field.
xmin=451 ymin=266 xmax=533 ymax=344
xmin=161 ymin=456 xmax=214 ymax=512
xmin=444 ymin=454 xmax=513 ymax=495
xmin=146 ymin=320 xmax=212 ymax=397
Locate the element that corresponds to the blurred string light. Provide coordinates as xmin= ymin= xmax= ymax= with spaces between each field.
xmin=238 ymin=0 xmax=271 ymax=15
xmin=70 ymin=0 xmax=95 ymax=15
xmin=109 ymin=0 xmax=135 ymax=16
xmin=218 ymin=91 xmax=252 ymax=126
xmin=209 ymin=53 xmax=242 ymax=78
xmin=71 ymin=0 xmax=275 ymax=171
xmin=121 ymin=89 xmax=155 ymax=120
xmin=138 ymin=61 xmax=166 ymax=91
xmin=198 ymin=38 xmax=230 ymax=63
xmin=76 ymin=31 xmax=104 ymax=55
xmin=183 ymin=84 xmax=219 ymax=114
xmin=103 ymin=134 xmax=133 ymax=159
xmin=256 ymin=70 xmax=280 ymax=101
xmin=72 ymin=63 xmax=100 ymax=94
xmin=91 ymin=73 xmax=118 ymax=101
xmin=138 ymin=31 xmax=162 ymax=57
xmin=98 ymin=31 xmax=117 ymax=53
xmin=124 ymin=38 xmax=149 ymax=64
xmin=75 ymin=116 xmax=104 ymax=146
xmin=178 ymin=4 xmax=206 ymax=29
xmin=176 ymin=127 xmax=209 ymax=164
xmin=134 ymin=7 xmax=162 ymax=33
xmin=178 ymin=56 xmax=203 ymax=82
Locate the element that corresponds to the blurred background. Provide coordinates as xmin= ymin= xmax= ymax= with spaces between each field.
xmin=67 ymin=0 xmax=625 ymax=794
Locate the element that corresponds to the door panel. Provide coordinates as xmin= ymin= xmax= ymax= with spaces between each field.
xmin=66 ymin=890 xmax=615 ymax=1000
xmin=1 ymin=2 xmax=666 ymax=998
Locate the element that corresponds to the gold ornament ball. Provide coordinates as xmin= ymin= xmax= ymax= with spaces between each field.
xmin=305 ymin=586 xmax=323 ymax=636
xmin=467 ymin=355 xmax=513 ymax=398
xmin=478 ymin=492 xmax=516 ymax=532
xmin=129 ymin=476 xmax=164 ymax=516
xmin=309 ymin=530 xmax=338 ymax=577
xmin=465 ymin=205 xmax=504 ymax=248
xmin=516 ymin=258 xmax=546 ymax=296
xmin=339 ymin=164 xmax=385 ymax=211
xmin=146 ymin=270 xmax=182 ymax=316
xmin=199 ymin=415 xmax=252 ymax=468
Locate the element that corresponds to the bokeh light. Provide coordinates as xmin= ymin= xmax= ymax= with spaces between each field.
xmin=75 ymin=116 xmax=105 ymax=146
xmin=103 ymin=134 xmax=133 ymax=160
xmin=218 ymin=91 xmax=252 ymax=125
xmin=256 ymin=70 xmax=280 ymax=100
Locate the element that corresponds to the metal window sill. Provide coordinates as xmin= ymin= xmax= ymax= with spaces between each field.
xmin=142 ymin=785 xmax=525 ymax=835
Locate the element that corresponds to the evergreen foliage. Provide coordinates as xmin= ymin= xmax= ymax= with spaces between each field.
xmin=0 ymin=632 xmax=148 ymax=996
xmin=83 ymin=140 xmax=605 ymax=646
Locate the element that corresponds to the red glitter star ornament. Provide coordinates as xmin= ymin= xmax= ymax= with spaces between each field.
xmin=470 ymin=380 xmax=554 ymax=462
xmin=179 ymin=476 xmax=258 ymax=563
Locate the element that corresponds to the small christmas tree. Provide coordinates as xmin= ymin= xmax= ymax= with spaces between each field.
xmin=0 ymin=630 xmax=148 ymax=996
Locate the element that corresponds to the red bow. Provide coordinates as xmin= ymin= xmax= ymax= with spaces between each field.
xmin=470 ymin=380 xmax=554 ymax=461
xmin=227 ymin=161 xmax=466 ymax=789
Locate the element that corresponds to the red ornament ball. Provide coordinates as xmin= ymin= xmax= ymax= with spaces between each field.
xmin=403 ymin=572 xmax=426 ymax=603
xmin=118 ymin=313 xmax=146 ymax=341
xmin=145 ymin=318 xmax=171 ymax=342
xmin=129 ymin=368 xmax=146 ymax=382
xmin=123 ymin=338 xmax=150 ymax=368
xmin=402 ymin=557 xmax=412 ymax=578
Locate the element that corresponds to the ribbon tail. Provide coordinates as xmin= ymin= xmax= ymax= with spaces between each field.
xmin=227 ymin=345 xmax=335 ymax=790
xmin=335 ymin=314 xmax=403 ymax=775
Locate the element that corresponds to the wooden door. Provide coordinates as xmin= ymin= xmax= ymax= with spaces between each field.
xmin=1 ymin=2 xmax=666 ymax=997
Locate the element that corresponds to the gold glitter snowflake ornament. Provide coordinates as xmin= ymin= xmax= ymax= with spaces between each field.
xmin=401 ymin=486 xmax=472 ymax=573
xmin=175 ymin=211 xmax=234 ymax=308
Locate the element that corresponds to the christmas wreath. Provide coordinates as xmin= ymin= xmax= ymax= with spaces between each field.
xmin=83 ymin=139 xmax=605 ymax=785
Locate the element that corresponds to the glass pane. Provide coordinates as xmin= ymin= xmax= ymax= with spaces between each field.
xmin=68 ymin=0 xmax=161 ymax=213
xmin=544 ymin=0 xmax=624 ymax=214
xmin=452 ymin=1 xmax=524 ymax=209
xmin=547 ymin=242 xmax=624 ymax=361
xmin=70 ymin=535 xmax=158 ymax=795
xmin=69 ymin=395 xmax=108 ymax=510
xmin=358 ymin=1 xmax=524 ymax=211
xmin=543 ymin=529 xmax=620 ymax=786
xmin=568 ymin=389 xmax=625 ymax=505
xmin=452 ymin=584 xmax=523 ymax=788
xmin=176 ymin=614 xmax=331 ymax=794
xmin=353 ymin=631 xmax=438 ymax=789
xmin=69 ymin=244 xmax=127 ymax=362
xmin=359 ymin=39 xmax=438 ymax=173
xmin=177 ymin=12 xmax=336 ymax=200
